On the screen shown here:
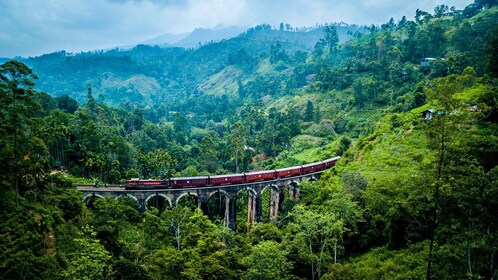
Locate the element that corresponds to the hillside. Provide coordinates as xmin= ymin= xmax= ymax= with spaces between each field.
xmin=21 ymin=23 xmax=362 ymax=106
xmin=0 ymin=1 xmax=497 ymax=279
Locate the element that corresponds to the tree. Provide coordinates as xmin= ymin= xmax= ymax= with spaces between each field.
xmin=323 ymin=25 xmax=339 ymax=51
xmin=0 ymin=60 xmax=40 ymax=205
xmin=200 ymin=135 xmax=219 ymax=173
xmin=242 ymin=241 xmax=293 ymax=280
xmin=62 ymin=234 xmax=113 ymax=280
xmin=138 ymin=148 xmax=175 ymax=178
xmin=486 ymin=25 xmax=498 ymax=77
xmin=353 ymin=80 xmax=365 ymax=108
xmin=434 ymin=5 xmax=449 ymax=17
xmin=288 ymin=204 xmax=346 ymax=280
xmin=314 ymin=105 xmax=322 ymax=124
xmin=161 ymin=206 xmax=192 ymax=251
xmin=305 ymin=100 xmax=315 ymax=122
xmin=423 ymin=73 xmax=480 ymax=279
xmin=227 ymin=122 xmax=247 ymax=172
xmin=44 ymin=109 xmax=72 ymax=169
xmin=415 ymin=9 xmax=431 ymax=23
xmin=55 ymin=94 xmax=79 ymax=114
xmin=172 ymin=112 xmax=190 ymax=138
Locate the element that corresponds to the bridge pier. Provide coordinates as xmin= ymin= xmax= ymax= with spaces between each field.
xmin=138 ymin=199 xmax=147 ymax=212
xmin=224 ymin=195 xmax=237 ymax=230
xmin=269 ymin=187 xmax=280 ymax=222
xmin=255 ymin=194 xmax=262 ymax=223
xmin=198 ymin=194 xmax=209 ymax=216
xmin=247 ymin=192 xmax=256 ymax=231
xmin=288 ymin=183 xmax=300 ymax=200
xmin=294 ymin=186 xmax=300 ymax=200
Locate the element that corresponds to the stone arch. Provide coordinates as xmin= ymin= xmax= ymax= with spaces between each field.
xmin=235 ymin=187 xmax=260 ymax=232
xmin=261 ymin=184 xmax=278 ymax=195
xmin=236 ymin=187 xmax=257 ymax=197
xmin=83 ymin=193 xmax=104 ymax=208
xmin=83 ymin=193 xmax=104 ymax=204
xmin=115 ymin=194 xmax=139 ymax=204
xmin=260 ymin=184 xmax=283 ymax=223
xmin=208 ymin=189 xmax=230 ymax=200
xmin=206 ymin=189 xmax=230 ymax=222
xmin=175 ymin=192 xmax=198 ymax=206
xmin=145 ymin=193 xmax=173 ymax=209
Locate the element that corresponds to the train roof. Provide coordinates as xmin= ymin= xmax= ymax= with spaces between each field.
xmin=210 ymin=173 xmax=245 ymax=179
xmin=245 ymin=169 xmax=276 ymax=175
xmin=302 ymin=162 xmax=324 ymax=167
xmin=126 ymin=178 xmax=167 ymax=181
xmin=276 ymin=166 xmax=302 ymax=172
xmin=170 ymin=176 xmax=209 ymax=180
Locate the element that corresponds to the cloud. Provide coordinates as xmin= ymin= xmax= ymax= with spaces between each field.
xmin=0 ymin=0 xmax=474 ymax=58
xmin=106 ymin=0 xmax=188 ymax=5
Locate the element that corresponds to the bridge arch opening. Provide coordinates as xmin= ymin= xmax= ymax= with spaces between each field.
xmin=84 ymin=194 xmax=104 ymax=209
xmin=176 ymin=192 xmax=198 ymax=210
xmin=207 ymin=190 xmax=228 ymax=223
xmin=261 ymin=185 xmax=285 ymax=223
xmin=115 ymin=194 xmax=139 ymax=203
xmin=235 ymin=188 xmax=258 ymax=232
xmin=279 ymin=182 xmax=300 ymax=214
xmin=146 ymin=194 xmax=172 ymax=212
xmin=116 ymin=195 xmax=140 ymax=210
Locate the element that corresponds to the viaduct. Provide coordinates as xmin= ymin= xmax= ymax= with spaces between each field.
xmin=77 ymin=172 xmax=322 ymax=230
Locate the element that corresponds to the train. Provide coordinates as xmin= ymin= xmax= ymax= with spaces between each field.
xmin=124 ymin=156 xmax=340 ymax=190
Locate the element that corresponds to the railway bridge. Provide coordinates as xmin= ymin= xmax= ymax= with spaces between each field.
xmin=77 ymin=172 xmax=322 ymax=230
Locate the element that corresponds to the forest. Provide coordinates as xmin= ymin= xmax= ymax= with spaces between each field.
xmin=0 ymin=0 xmax=497 ymax=279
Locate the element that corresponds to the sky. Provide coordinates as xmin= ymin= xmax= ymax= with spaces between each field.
xmin=0 ymin=0 xmax=474 ymax=58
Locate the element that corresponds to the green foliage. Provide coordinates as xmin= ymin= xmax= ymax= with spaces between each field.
xmin=1 ymin=3 xmax=497 ymax=279
xmin=347 ymin=242 xmax=428 ymax=279
xmin=241 ymin=240 xmax=293 ymax=280
xmin=0 ymin=203 xmax=58 ymax=279
xmin=62 ymin=228 xmax=113 ymax=280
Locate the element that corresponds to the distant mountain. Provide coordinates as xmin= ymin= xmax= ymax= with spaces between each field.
xmin=141 ymin=25 xmax=247 ymax=48
xmin=141 ymin=32 xmax=189 ymax=46
xmin=175 ymin=25 xmax=247 ymax=48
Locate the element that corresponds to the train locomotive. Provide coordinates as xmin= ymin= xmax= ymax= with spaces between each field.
xmin=124 ymin=156 xmax=340 ymax=190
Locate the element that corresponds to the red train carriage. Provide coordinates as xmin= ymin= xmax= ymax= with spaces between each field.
xmin=122 ymin=157 xmax=341 ymax=190
xmin=322 ymin=156 xmax=341 ymax=169
xmin=210 ymin=174 xmax=245 ymax=186
xmin=245 ymin=170 xmax=277 ymax=182
xmin=170 ymin=176 xmax=209 ymax=188
xmin=302 ymin=162 xmax=324 ymax=174
xmin=276 ymin=166 xmax=302 ymax=178
xmin=124 ymin=179 xmax=169 ymax=190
